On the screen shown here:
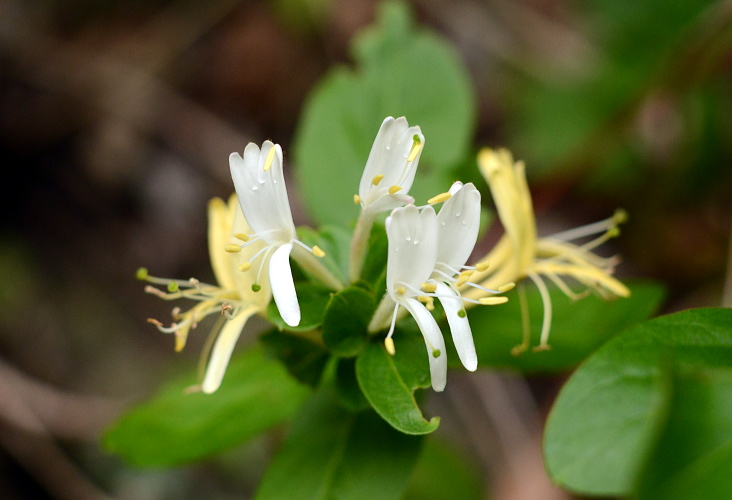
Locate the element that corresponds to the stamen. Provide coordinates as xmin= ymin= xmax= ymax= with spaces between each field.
xmin=396 ymin=286 xmax=406 ymax=295
xmin=225 ymin=244 xmax=242 ymax=253
xmin=234 ymin=233 xmax=250 ymax=242
xmin=498 ymin=282 xmax=516 ymax=292
xmin=613 ymin=208 xmax=628 ymax=225
xmin=479 ymin=296 xmax=509 ymax=305
xmin=421 ymin=282 xmax=437 ymax=293
xmin=263 ymin=146 xmax=276 ymax=171
xmin=371 ymin=174 xmax=385 ymax=186
xmin=312 ymin=245 xmax=326 ymax=258
xmin=385 ymin=337 xmax=396 ymax=355
xmin=136 ymin=267 xmax=149 ymax=280
xmin=457 ymin=309 xmax=467 ymax=318
xmin=431 ymin=348 xmax=441 ymax=358
xmin=251 ymin=284 xmax=262 ymax=292
xmin=353 ymin=194 xmax=362 ymax=205
xmin=511 ymin=282 xmax=531 ymax=356
xmin=528 ymin=273 xmax=553 ymax=351
xmin=427 ymin=192 xmax=452 ymax=204
xmin=388 ymin=185 xmax=402 ymax=194
xmin=455 ymin=270 xmax=475 ymax=286
xmin=167 ymin=282 xmax=179 ymax=292
xmin=238 ymin=262 xmax=252 ymax=272
xmin=147 ymin=318 xmax=163 ymax=327
xmin=475 ymin=261 xmax=490 ymax=272
xmin=407 ymin=135 xmax=422 ymax=162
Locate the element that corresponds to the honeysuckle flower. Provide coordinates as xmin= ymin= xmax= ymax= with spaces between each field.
xmin=229 ymin=141 xmax=332 ymax=327
xmin=349 ymin=116 xmax=425 ymax=282
xmin=355 ymin=116 xmax=425 ymax=214
xmin=141 ymin=195 xmax=271 ymax=393
xmin=465 ymin=148 xmax=631 ymax=353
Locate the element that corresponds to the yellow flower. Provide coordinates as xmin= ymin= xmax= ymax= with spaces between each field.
xmin=140 ymin=194 xmax=271 ymax=393
xmin=464 ymin=148 xmax=630 ymax=352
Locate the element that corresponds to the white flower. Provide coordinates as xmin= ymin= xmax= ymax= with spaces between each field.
xmin=142 ymin=195 xmax=271 ymax=393
xmin=429 ymin=182 xmax=482 ymax=372
xmin=384 ymin=204 xmax=447 ymax=391
xmin=356 ymin=117 xmax=425 ymax=214
xmin=229 ymin=141 xmax=310 ymax=327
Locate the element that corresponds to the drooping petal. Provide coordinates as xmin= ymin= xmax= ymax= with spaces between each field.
xmin=434 ymin=182 xmax=481 ymax=275
xmin=402 ymin=298 xmax=447 ymax=392
xmin=201 ymin=305 xmax=259 ymax=394
xmin=385 ymin=205 xmax=438 ymax=297
xmin=434 ymin=282 xmax=477 ymax=371
xmin=269 ymin=243 xmax=300 ymax=326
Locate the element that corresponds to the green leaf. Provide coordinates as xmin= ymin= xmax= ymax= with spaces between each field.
xmin=543 ymin=308 xmax=732 ymax=496
xmin=637 ymin=367 xmax=732 ymax=500
xmin=335 ymin=357 xmax=370 ymax=411
xmin=403 ymin=438 xmax=485 ymax=500
xmin=103 ymin=345 xmax=309 ymax=466
xmin=260 ymin=329 xmax=330 ymax=387
xmin=255 ymin=389 xmax=423 ymax=500
xmin=466 ymin=281 xmax=665 ymax=372
xmin=266 ymin=282 xmax=332 ymax=332
xmin=360 ymin=221 xmax=388 ymax=288
xmin=297 ymin=225 xmax=352 ymax=284
xmin=294 ymin=1 xmax=476 ymax=227
xmin=356 ymin=329 xmax=439 ymax=435
xmin=322 ymin=286 xmax=375 ymax=357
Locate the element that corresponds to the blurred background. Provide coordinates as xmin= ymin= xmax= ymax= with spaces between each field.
xmin=0 ymin=0 xmax=730 ymax=498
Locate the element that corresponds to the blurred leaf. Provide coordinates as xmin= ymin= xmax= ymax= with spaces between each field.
xmin=636 ymin=367 xmax=732 ymax=500
xmin=260 ymin=329 xmax=329 ymax=387
xmin=103 ymin=345 xmax=309 ymax=466
xmin=356 ymin=328 xmax=439 ymax=435
xmin=297 ymin=225 xmax=352 ymax=285
xmin=403 ymin=438 xmax=484 ymax=500
xmin=266 ymin=282 xmax=332 ymax=332
xmin=294 ymin=0 xmax=476 ymax=227
xmin=335 ymin=357 xmax=370 ymax=411
xmin=544 ymin=308 xmax=732 ymax=496
xmin=322 ymin=286 xmax=375 ymax=357
xmin=255 ymin=389 xmax=423 ymax=500
xmin=466 ymin=281 xmax=665 ymax=372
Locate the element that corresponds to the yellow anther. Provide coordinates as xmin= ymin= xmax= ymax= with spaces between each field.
xmin=426 ymin=301 xmax=435 ymax=311
xmin=427 ymin=192 xmax=452 ymax=204
xmin=225 ymin=244 xmax=242 ymax=253
xmin=456 ymin=270 xmax=474 ymax=286
xmin=238 ymin=262 xmax=252 ymax=272
xmin=417 ymin=295 xmax=430 ymax=303
xmin=388 ymin=185 xmax=402 ymax=195
xmin=396 ymin=286 xmax=406 ymax=295
xmin=421 ymin=282 xmax=437 ymax=293
xmin=263 ymin=146 xmax=276 ymax=171
xmin=475 ymin=261 xmax=490 ymax=272
xmin=407 ymin=136 xmax=422 ymax=162
xmin=353 ymin=194 xmax=362 ymax=205
xmin=385 ymin=337 xmax=396 ymax=355
xmin=174 ymin=330 xmax=187 ymax=352
xmin=234 ymin=233 xmax=250 ymax=242
xmin=498 ymin=282 xmax=516 ymax=292
xmin=606 ymin=227 xmax=621 ymax=238
xmin=312 ymin=245 xmax=326 ymax=258
xmin=479 ymin=296 xmax=510 ymax=305
xmin=613 ymin=208 xmax=628 ymax=225
xmin=372 ymin=174 xmax=385 ymax=186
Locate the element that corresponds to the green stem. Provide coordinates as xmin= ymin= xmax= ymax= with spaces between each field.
xmin=348 ymin=210 xmax=376 ymax=283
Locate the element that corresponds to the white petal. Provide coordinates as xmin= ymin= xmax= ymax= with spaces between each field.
xmin=269 ymin=243 xmax=300 ymax=326
xmin=435 ymin=183 xmax=481 ymax=273
xmin=201 ymin=306 xmax=258 ymax=393
xmin=434 ymin=282 xmax=477 ymax=371
xmin=403 ymin=298 xmax=447 ymax=391
xmin=386 ymin=205 xmax=438 ymax=296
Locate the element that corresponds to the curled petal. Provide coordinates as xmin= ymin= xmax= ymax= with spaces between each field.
xmin=269 ymin=243 xmax=300 ymax=327
xmin=434 ymin=282 xmax=477 ymax=371
xmin=403 ymin=298 xmax=447 ymax=392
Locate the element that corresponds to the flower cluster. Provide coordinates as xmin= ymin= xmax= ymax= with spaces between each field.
xmin=140 ymin=116 xmax=629 ymax=393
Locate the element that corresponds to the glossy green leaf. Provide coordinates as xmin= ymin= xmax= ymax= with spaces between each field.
xmin=322 ymin=286 xmax=375 ymax=357
xmin=335 ymin=358 xmax=370 ymax=411
xmin=266 ymin=282 xmax=332 ymax=332
xmin=103 ymin=345 xmax=309 ymax=466
xmin=403 ymin=438 xmax=484 ymax=500
xmin=260 ymin=329 xmax=329 ymax=387
xmin=637 ymin=367 xmax=732 ymax=500
xmin=294 ymin=1 xmax=476 ymax=227
xmin=466 ymin=281 xmax=665 ymax=372
xmin=544 ymin=308 xmax=732 ymax=496
xmin=255 ymin=389 xmax=423 ymax=500
xmin=356 ymin=328 xmax=439 ymax=435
